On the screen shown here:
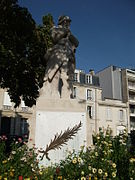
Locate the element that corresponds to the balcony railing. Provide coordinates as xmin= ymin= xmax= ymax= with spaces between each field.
xmin=21 ymin=107 xmax=29 ymax=112
xmin=3 ymin=105 xmax=12 ymax=110
xmin=130 ymin=109 xmax=135 ymax=114
xmin=128 ymin=81 xmax=135 ymax=91
xmin=129 ymin=96 xmax=135 ymax=101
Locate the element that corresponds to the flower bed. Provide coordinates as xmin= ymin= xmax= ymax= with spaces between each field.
xmin=0 ymin=128 xmax=135 ymax=179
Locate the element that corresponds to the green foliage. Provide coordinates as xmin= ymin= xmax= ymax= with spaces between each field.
xmin=0 ymin=136 xmax=41 ymax=179
xmin=41 ymin=128 xmax=135 ymax=180
xmin=41 ymin=13 xmax=54 ymax=49
xmin=129 ymin=130 xmax=135 ymax=156
xmin=111 ymin=132 xmax=129 ymax=179
xmin=0 ymin=128 xmax=135 ymax=179
xmin=55 ymin=128 xmax=117 ymax=179
xmin=0 ymin=0 xmax=54 ymax=107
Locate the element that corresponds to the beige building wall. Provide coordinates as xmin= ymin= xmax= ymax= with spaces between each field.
xmin=98 ymin=99 xmax=128 ymax=136
xmin=0 ymin=88 xmax=34 ymax=145
xmin=73 ymin=81 xmax=102 ymax=146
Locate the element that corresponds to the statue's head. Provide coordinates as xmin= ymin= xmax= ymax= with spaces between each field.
xmin=58 ymin=15 xmax=71 ymax=27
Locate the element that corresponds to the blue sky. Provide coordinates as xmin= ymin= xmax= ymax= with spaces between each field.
xmin=19 ymin=0 xmax=135 ymax=73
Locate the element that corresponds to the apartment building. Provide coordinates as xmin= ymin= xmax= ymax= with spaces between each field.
xmin=96 ymin=66 xmax=123 ymax=100
xmin=73 ymin=69 xmax=101 ymax=145
xmin=122 ymin=69 xmax=135 ymax=131
xmin=74 ymin=69 xmax=128 ymax=137
xmin=96 ymin=65 xmax=134 ymax=132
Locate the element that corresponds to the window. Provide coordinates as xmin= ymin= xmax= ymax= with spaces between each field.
xmin=87 ymin=89 xmax=92 ymax=100
xmin=0 ymin=116 xmax=29 ymax=139
xmin=73 ymin=87 xmax=77 ymax=98
xmin=80 ymin=73 xmax=85 ymax=84
xmin=0 ymin=117 xmax=29 ymax=152
xmin=87 ymin=106 xmax=92 ymax=118
xmin=86 ymin=75 xmax=92 ymax=84
xmin=119 ymin=110 xmax=123 ymax=121
xmin=21 ymin=100 xmax=28 ymax=112
xmin=3 ymin=92 xmax=12 ymax=109
xmin=106 ymin=108 xmax=111 ymax=120
xmin=74 ymin=73 xmax=78 ymax=82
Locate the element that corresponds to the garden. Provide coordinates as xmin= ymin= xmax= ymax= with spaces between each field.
xmin=0 ymin=128 xmax=135 ymax=180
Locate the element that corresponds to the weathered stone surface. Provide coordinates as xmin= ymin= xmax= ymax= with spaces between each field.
xmin=43 ymin=15 xmax=79 ymax=99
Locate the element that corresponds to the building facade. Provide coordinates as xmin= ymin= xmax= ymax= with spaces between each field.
xmin=96 ymin=66 xmax=123 ymax=100
xmin=122 ymin=69 xmax=135 ymax=131
xmin=96 ymin=65 xmax=135 ymax=132
xmin=0 ymin=67 xmax=129 ymax=164
xmin=0 ymin=88 xmax=34 ymax=142
xmin=73 ymin=69 xmax=128 ymax=139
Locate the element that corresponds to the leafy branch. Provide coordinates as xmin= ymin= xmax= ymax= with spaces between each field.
xmin=39 ymin=121 xmax=82 ymax=160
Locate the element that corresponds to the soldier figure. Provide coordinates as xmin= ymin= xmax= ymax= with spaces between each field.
xmin=44 ymin=15 xmax=79 ymax=99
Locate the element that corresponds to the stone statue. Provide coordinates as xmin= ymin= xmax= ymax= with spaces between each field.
xmin=44 ymin=15 xmax=79 ymax=99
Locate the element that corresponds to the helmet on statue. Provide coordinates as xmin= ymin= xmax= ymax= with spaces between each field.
xmin=58 ymin=15 xmax=71 ymax=25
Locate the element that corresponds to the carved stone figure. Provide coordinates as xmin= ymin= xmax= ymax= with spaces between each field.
xmin=44 ymin=15 xmax=79 ymax=99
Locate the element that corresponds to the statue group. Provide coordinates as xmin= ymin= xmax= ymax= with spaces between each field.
xmin=44 ymin=15 xmax=79 ymax=99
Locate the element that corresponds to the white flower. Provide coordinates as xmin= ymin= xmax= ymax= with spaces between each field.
xmin=11 ymin=151 xmax=16 ymax=154
xmin=130 ymin=158 xmax=135 ymax=163
xmin=72 ymin=158 xmax=77 ymax=164
xmin=81 ymin=177 xmax=86 ymax=180
xmin=78 ymin=157 xmax=82 ymax=163
xmin=112 ymin=163 xmax=116 ymax=168
xmin=98 ymin=169 xmax=103 ymax=174
xmin=81 ymin=171 xmax=84 ymax=175
xmin=104 ymin=172 xmax=108 ymax=177
xmin=92 ymin=168 xmax=97 ymax=174
xmin=112 ymin=172 xmax=116 ymax=178
xmin=88 ymin=165 xmax=92 ymax=170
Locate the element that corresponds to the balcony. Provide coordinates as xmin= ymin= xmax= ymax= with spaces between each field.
xmin=129 ymin=95 xmax=135 ymax=104
xmin=128 ymin=82 xmax=135 ymax=92
xmin=130 ymin=108 xmax=135 ymax=117
xmin=3 ymin=105 xmax=12 ymax=111
xmin=21 ymin=107 xmax=29 ymax=112
xmin=130 ymin=117 xmax=135 ymax=131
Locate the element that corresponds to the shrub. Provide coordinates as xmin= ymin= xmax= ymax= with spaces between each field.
xmin=0 ymin=127 xmax=135 ymax=180
xmin=0 ymin=136 xmax=41 ymax=180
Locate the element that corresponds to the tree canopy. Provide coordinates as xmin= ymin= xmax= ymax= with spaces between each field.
xmin=0 ymin=0 xmax=54 ymax=107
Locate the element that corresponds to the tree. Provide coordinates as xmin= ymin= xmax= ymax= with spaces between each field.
xmin=0 ymin=0 xmax=54 ymax=107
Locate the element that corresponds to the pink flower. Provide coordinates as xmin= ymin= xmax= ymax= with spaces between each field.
xmin=2 ymin=135 xmax=7 ymax=140
xmin=18 ymin=138 xmax=22 ymax=143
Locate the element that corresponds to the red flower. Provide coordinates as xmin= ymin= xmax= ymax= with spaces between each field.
xmin=56 ymin=167 xmax=60 ymax=174
xmin=18 ymin=176 xmax=23 ymax=180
